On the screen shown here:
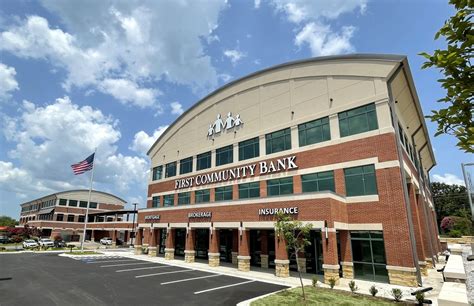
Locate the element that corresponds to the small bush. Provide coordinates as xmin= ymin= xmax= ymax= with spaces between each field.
xmin=312 ymin=276 xmax=318 ymax=287
xmin=328 ymin=277 xmax=336 ymax=289
xmin=348 ymin=280 xmax=358 ymax=293
xmin=415 ymin=291 xmax=425 ymax=305
xmin=369 ymin=285 xmax=378 ymax=297
xmin=390 ymin=288 xmax=403 ymax=302
xmin=448 ymin=229 xmax=462 ymax=238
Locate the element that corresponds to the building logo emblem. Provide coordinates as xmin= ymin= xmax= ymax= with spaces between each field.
xmin=207 ymin=112 xmax=243 ymax=137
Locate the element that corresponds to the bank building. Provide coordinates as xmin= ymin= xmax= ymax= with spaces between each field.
xmin=137 ymin=54 xmax=440 ymax=287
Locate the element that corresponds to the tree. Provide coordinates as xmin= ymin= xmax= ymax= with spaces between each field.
xmin=0 ymin=215 xmax=18 ymax=227
xmin=432 ymin=182 xmax=470 ymax=226
xmin=275 ymin=212 xmax=312 ymax=300
xmin=419 ymin=0 xmax=473 ymax=153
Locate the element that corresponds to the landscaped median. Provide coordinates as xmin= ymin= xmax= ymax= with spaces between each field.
xmin=250 ymin=286 xmax=413 ymax=305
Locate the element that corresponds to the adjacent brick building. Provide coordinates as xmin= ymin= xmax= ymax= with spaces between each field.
xmin=139 ymin=54 xmax=437 ymax=286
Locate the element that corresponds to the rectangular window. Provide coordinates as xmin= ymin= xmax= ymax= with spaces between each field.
xmin=165 ymin=162 xmax=177 ymax=178
xmin=351 ymin=231 xmax=388 ymax=283
xmin=339 ymin=103 xmax=378 ymax=137
xmin=195 ymin=189 xmax=210 ymax=204
xmin=152 ymin=196 xmax=160 ymax=208
xmin=67 ymin=215 xmax=75 ymax=222
xmin=266 ymin=128 xmax=291 ymax=154
xmin=78 ymin=216 xmax=85 ymax=223
xmin=196 ymin=151 xmax=211 ymax=170
xmin=298 ymin=117 xmax=330 ymax=146
xmin=59 ymin=199 xmax=67 ymax=206
xmin=163 ymin=194 xmax=175 ymax=207
xmin=344 ymin=165 xmax=378 ymax=196
xmin=56 ymin=214 xmax=64 ymax=222
xmin=301 ymin=171 xmax=335 ymax=193
xmin=79 ymin=201 xmax=88 ymax=208
xmin=215 ymin=186 xmax=233 ymax=202
xmin=89 ymin=202 xmax=97 ymax=209
xmin=69 ymin=200 xmax=78 ymax=207
xmin=267 ymin=177 xmax=294 ymax=196
xmin=178 ymin=192 xmax=191 ymax=205
xmin=179 ymin=157 xmax=193 ymax=175
xmin=239 ymin=137 xmax=260 ymax=161
xmin=216 ymin=145 xmax=233 ymax=166
xmin=152 ymin=166 xmax=163 ymax=181
xmin=238 ymin=182 xmax=260 ymax=199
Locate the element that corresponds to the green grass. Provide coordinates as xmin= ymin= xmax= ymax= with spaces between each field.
xmin=251 ymin=286 xmax=410 ymax=306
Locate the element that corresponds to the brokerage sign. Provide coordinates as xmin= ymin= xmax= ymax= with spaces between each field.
xmin=258 ymin=207 xmax=299 ymax=216
xmin=188 ymin=212 xmax=212 ymax=218
xmin=144 ymin=215 xmax=160 ymax=222
xmin=175 ymin=155 xmax=297 ymax=190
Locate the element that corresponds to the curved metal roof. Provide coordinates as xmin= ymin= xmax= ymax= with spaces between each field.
xmin=20 ymin=189 xmax=127 ymax=206
xmin=147 ymin=53 xmax=406 ymax=155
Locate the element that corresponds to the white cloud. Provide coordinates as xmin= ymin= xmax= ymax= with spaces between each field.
xmin=170 ymin=101 xmax=184 ymax=116
xmin=218 ymin=73 xmax=232 ymax=83
xmin=0 ymin=1 xmax=227 ymax=106
xmin=0 ymin=62 xmax=19 ymax=101
xmin=130 ymin=125 xmax=168 ymax=155
xmin=1 ymin=96 xmax=149 ymax=202
xmin=99 ymin=78 xmax=160 ymax=108
xmin=224 ymin=49 xmax=247 ymax=65
xmin=254 ymin=0 xmax=261 ymax=9
xmin=432 ymin=173 xmax=465 ymax=186
xmin=295 ymin=23 xmax=355 ymax=56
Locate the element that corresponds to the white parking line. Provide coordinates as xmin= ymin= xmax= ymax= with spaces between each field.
xmin=87 ymin=260 xmax=135 ymax=264
xmin=135 ymin=269 xmax=193 ymax=278
xmin=100 ymin=262 xmax=152 ymax=268
xmin=194 ymin=280 xmax=255 ymax=295
xmin=116 ymin=266 xmax=169 ymax=272
xmin=161 ymin=274 xmax=221 ymax=285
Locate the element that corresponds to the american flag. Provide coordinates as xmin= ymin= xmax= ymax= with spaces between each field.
xmin=71 ymin=153 xmax=95 ymax=175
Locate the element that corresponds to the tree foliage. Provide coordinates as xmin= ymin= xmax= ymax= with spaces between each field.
xmin=420 ymin=0 xmax=473 ymax=153
xmin=275 ymin=212 xmax=312 ymax=300
xmin=0 ymin=215 xmax=18 ymax=227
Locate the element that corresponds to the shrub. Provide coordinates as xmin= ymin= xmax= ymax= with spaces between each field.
xmin=390 ymin=288 xmax=403 ymax=302
xmin=369 ymin=285 xmax=378 ymax=297
xmin=448 ymin=229 xmax=462 ymax=238
xmin=415 ymin=291 xmax=425 ymax=305
xmin=312 ymin=276 xmax=318 ymax=287
xmin=328 ymin=277 xmax=336 ymax=289
xmin=348 ymin=280 xmax=358 ymax=293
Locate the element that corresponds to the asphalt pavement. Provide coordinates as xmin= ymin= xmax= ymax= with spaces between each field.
xmin=0 ymin=253 xmax=287 ymax=305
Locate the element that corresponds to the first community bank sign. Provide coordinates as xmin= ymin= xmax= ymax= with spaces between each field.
xmin=175 ymin=155 xmax=298 ymax=190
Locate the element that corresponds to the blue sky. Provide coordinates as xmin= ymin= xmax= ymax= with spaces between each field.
xmin=0 ymin=0 xmax=471 ymax=218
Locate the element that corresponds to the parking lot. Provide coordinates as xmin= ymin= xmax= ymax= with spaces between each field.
xmin=0 ymin=253 xmax=287 ymax=305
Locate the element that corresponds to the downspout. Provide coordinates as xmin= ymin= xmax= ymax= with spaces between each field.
xmin=387 ymin=63 xmax=422 ymax=286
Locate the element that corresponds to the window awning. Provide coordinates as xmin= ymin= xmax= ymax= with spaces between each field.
xmin=38 ymin=208 xmax=54 ymax=214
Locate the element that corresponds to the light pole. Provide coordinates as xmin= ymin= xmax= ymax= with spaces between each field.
xmin=131 ymin=203 xmax=138 ymax=246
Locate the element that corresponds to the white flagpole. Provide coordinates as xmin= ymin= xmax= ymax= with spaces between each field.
xmin=80 ymin=148 xmax=96 ymax=252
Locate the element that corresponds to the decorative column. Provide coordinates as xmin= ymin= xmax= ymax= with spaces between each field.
xmin=339 ymin=231 xmax=353 ymax=279
xmin=165 ymin=228 xmax=175 ymax=260
xmin=208 ymin=228 xmax=220 ymax=267
xmin=322 ymin=231 xmax=340 ymax=285
xmin=260 ymin=230 xmax=269 ymax=269
xmin=134 ymin=228 xmax=143 ymax=255
xmin=91 ymin=230 xmax=95 ymax=242
xmin=148 ymin=228 xmax=157 ymax=256
xmin=111 ymin=230 xmax=117 ymax=248
xmin=238 ymin=229 xmax=251 ymax=272
xmin=232 ymin=229 xmax=239 ymax=265
xmin=184 ymin=228 xmax=196 ymax=263
xmin=275 ymin=229 xmax=290 ymax=277
xmin=408 ymin=183 xmax=428 ymax=276
xmin=124 ymin=231 xmax=129 ymax=245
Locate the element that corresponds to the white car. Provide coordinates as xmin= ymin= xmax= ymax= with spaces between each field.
xmin=23 ymin=239 xmax=39 ymax=248
xmin=38 ymin=238 xmax=54 ymax=247
xmin=100 ymin=237 xmax=113 ymax=245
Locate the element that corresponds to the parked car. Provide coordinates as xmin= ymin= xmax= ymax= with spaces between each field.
xmin=100 ymin=237 xmax=113 ymax=245
xmin=23 ymin=239 xmax=39 ymax=248
xmin=54 ymin=239 xmax=67 ymax=248
xmin=0 ymin=236 xmax=9 ymax=244
xmin=38 ymin=238 xmax=54 ymax=248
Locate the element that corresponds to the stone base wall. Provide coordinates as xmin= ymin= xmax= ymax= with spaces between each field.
xmin=134 ymin=245 xmax=143 ymax=255
xmin=208 ymin=253 xmax=220 ymax=267
xmin=238 ymin=256 xmax=250 ymax=272
xmin=231 ymin=252 xmax=238 ymax=265
xmin=419 ymin=262 xmax=428 ymax=276
xmin=387 ymin=268 xmax=417 ymax=287
xmin=341 ymin=263 xmax=354 ymax=279
xmin=184 ymin=250 xmax=195 ymax=263
xmin=275 ymin=260 xmax=289 ymax=278
xmin=165 ymin=248 xmax=175 ymax=260
xmin=425 ymin=258 xmax=434 ymax=269
xmin=296 ymin=258 xmax=306 ymax=273
xmin=260 ymin=255 xmax=269 ymax=269
xmin=148 ymin=247 xmax=157 ymax=257
xmin=323 ymin=268 xmax=340 ymax=285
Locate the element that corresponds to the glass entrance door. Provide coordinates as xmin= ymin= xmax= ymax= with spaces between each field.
xmin=305 ymin=231 xmax=323 ymax=274
xmin=158 ymin=228 xmax=166 ymax=254
xmin=195 ymin=229 xmax=209 ymax=259
xmin=174 ymin=229 xmax=186 ymax=257
xmin=219 ymin=229 xmax=233 ymax=262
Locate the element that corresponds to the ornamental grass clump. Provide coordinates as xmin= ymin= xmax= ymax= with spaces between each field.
xmin=369 ymin=285 xmax=378 ymax=297
xmin=348 ymin=280 xmax=358 ymax=293
xmin=328 ymin=277 xmax=336 ymax=289
xmin=390 ymin=288 xmax=403 ymax=302
xmin=312 ymin=276 xmax=318 ymax=288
